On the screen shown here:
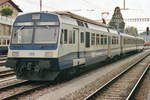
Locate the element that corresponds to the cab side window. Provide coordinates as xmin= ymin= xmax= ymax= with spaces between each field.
xmin=60 ymin=29 xmax=64 ymax=44
xmin=64 ymin=29 xmax=68 ymax=44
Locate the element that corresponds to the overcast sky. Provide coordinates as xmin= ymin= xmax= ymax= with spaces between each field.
xmin=12 ymin=0 xmax=150 ymax=32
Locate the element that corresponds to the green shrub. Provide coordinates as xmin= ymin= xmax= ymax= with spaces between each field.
xmin=0 ymin=7 xmax=13 ymax=17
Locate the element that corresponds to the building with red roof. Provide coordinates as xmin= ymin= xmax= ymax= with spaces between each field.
xmin=0 ymin=0 xmax=22 ymax=46
xmin=0 ymin=0 xmax=22 ymax=18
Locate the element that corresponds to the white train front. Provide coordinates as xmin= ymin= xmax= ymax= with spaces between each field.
xmin=6 ymin=11 xmax=144 ymax=80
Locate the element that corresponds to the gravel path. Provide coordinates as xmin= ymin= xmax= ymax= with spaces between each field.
xmin=134 ymin=62 xmax=150 ymax=100
xmin=16 ymin=50 xmax=150 ymax=100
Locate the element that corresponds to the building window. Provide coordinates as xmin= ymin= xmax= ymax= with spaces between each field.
xmin=7 ymin=40 xmax=10 ymax=45
xmin=2 ymin=39 xmax=6 ymax=45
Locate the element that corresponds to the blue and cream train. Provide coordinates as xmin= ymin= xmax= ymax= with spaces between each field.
xmin=6 ymin=11 xmax=144 ymax=80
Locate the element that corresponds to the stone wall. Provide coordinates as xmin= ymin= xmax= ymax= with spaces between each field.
xmin=0 ymin=23 xmax=11 ymax=36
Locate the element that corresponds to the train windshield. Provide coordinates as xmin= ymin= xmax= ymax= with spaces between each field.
xmin=12 ymin=24 xmax=59 ymax=44
xmin=34 ymin=26 xmax=58 ymax=44
xmin=12 ymin=26 xmax=33 ymax=44
xmin=11 ymin=13 xmax=60 ymax=44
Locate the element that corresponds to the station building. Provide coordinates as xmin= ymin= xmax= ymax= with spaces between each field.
xmin=0 ymin=0 xmax=22 ymax=46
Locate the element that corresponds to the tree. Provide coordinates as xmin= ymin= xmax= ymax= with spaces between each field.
xmin=109 ymin=7 xmax=125 ymax=33
xmin=0 ymin=7 xmax=13 ymax=17
xmin=125 ymin=26 xmax=138 ymax=36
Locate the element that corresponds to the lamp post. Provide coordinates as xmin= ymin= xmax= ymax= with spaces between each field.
xmin=123 ymin=0 xmax=125 ymax=10
xmin=146 ymin=27 xmax=149 ymax=41
xmin=40 ymin=0 xmax=42 ymax=11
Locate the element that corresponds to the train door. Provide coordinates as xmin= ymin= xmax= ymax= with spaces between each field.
xmin=120 ymin=35 xmax=123 ymax=54
xmin=108 ymin=36 xmax=111 ymax=57
xmin=73 ymin=28 xmax=85 ymax=66
xmin=79 ymin=30 xmax=86 ymax=58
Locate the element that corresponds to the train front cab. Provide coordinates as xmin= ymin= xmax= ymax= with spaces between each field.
xmin=6 ymin=13 xmax=62 ymax=80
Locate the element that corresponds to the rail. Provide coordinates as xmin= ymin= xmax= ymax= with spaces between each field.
xmin=0 ymin=81 xmax=51 ymax=100
xmin=0 ymin=55 xmax=7 ymax=66
xmin=84 ymin=52 xmax=150 ymax=100
xmin=126 ymin=63 xmax=150 ymax=100
xmin=0 ymin=70 xmax=14 ymax=78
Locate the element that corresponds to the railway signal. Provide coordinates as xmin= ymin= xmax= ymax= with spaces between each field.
xmin=146 ymin=27 xmax=149 ymax=35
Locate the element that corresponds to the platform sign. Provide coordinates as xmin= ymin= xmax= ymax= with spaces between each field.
xmin=147 ymin=27 xmax=149 ymax=35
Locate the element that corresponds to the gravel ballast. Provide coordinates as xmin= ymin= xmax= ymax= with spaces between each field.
xmin=16 ymin=50 xmax=150 ymax=100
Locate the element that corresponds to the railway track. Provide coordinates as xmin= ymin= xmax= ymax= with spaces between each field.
xmin=84 ymin=53 xmax=150 ymax=100
xmin=0 ymin=70 xmax=15 ymax=78
xmin=0 ymin=55 xmax=7 ymax=57
xmin=0 ymin=55 xmax=14 ymax=79
xmin=0 ymin=55 xmax=7 ymax=66
xmin=0 ymin=52 xmax=149 ymax=100
xmin=0 ymin=55 xmax=51 ymax=99
xmin=0 ymin=80 xmax=51 ymax=100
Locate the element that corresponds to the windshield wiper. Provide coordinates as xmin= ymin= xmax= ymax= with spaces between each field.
xmin=46 ymin=26 xmax=50 ymax=29
xmin=19 ymin=26 xmax=25 ymax=30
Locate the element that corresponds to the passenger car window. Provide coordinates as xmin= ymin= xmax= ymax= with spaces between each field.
xmin=96 ymin=34 xmax=100 ymax=45
xmin=86 ymin=32 xmax=90 ymax=48
xmin=91 ymin=33 xmax=95 ymax=45
xmin=80 ymin=32 xmax=84 ymax=43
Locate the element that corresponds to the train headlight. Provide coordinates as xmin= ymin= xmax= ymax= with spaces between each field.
xmin=12 ymin=52 xmax=19 ymax=57
xmin=45 ymin=52 xmax=53 ymax=57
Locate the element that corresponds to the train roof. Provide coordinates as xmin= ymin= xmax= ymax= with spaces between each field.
xmin=49 ymin=11 xmax=108 ymax=28
xmin=120 ymin=33 xmax=136 ymax=38
xmin=136 ymin=36 xmax=144 ymax=40
xmin=16 ymin=11 xmax=141 ymax=39
xmin=18 ymin=11 xmax=107 ymax=27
